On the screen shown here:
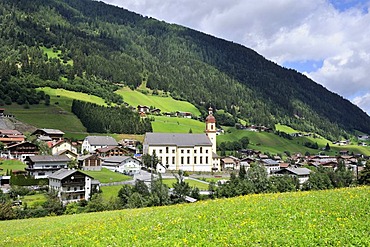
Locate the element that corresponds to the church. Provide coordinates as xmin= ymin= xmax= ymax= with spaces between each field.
xmin=143 ymin=108 xmax=220 ymax=172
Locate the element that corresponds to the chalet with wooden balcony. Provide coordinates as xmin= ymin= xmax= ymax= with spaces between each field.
xmin=48 ymin=169 xmax=100 ymax=205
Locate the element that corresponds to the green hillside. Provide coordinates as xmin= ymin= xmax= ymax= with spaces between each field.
xmin=218 ymin=127 xmax=370 ymax=156
xmin=1 ymin=187 xmax=369 ymax=246
xmin=116 ymin=87 xmax=201 ymax=116
xmin=152 ymin=116 xmax=205 ymax=133
xmin=1 ymin=0 xmax=370 ymax=141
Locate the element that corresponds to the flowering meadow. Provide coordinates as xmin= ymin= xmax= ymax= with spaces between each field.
xmin=1 ymin=186 xmax=369 ymax=246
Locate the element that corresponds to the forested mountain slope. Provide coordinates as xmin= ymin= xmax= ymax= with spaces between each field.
xmin=0 ymin=0 xmax=369 ymax=140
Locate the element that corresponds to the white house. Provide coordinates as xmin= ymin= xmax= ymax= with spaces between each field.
xmin=102 ymin=156 xmax=141 ymax=175
xmin=49 ymin=139 xmax=77 ymax=156
xmin=260 ymin=159 xmax=280 ymax=175
xmin=143 ymin=108 xmax=220 ymax=172
xmin=25 ymin=155 xmax=71 ymax=179
xmin=81 ymin=136 xmax=118 ymax=154
xmin=48 ymin=169 xmax=100 ymax=205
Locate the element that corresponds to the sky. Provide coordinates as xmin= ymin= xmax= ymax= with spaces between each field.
xmin=102 ymin=0 xmax=370 ymax=115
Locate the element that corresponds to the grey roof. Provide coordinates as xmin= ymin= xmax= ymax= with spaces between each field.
xmin=38 ymin=136 xmax=52 ymax=141
xmin=27 ymin=155 xmax=71 ymax=163
xmin=144 ymin=133 xmax=212 ymax=147
xmin=48 ymin=169 xmax=76 ymax=180
xmin=261 ymin=159 xmax=279 ymax=166
xmin=285 ymin=167 xmax=311 ymax=176
xmin=85 ymin=136 xmax=118 ymax=146
xmin=39 ymin=129 xmax=65 ymax=135
xmin=103 ymin=156 xmax=132 ymax=163
xmin=48 ymin=169 xmax=93 ymax=180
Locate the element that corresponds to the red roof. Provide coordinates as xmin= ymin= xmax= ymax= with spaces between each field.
xmin=205 ymin=114 xmax=216 ymax=123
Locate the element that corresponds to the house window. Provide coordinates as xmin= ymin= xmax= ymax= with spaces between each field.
xmin=166 ymin=157 xmax=169 ymax=164
xmin=172 ymin=149 xmax=175 ymax=154
xmin=200 ymin=157 xmax=203 ymax=163
xmin=211 ymin=125 xmax=214 ymax=130
xmin=166 ymin=147 xmax=169 ymax=153
xmin=159 ymin=149 xmax=162 ymax=154
xmin=194 ymin=150 xmax=197 ymax=154
xmin=172 ymin=157 xmax=175 ymax=164
xmin=206 ymin=149 xmax=209 ymax=154
xmin=187 ymin=150 xmax=190 ymax=154
xmin=206 ymin=157 xmax=208 ymax=164
xmin=200 ymin=147 xmax=203 ymax=153
xmin=181 ymin=157 xmax=184 ymax=164
xmin=181 ymin=150 xmax=184 ymax=154
xmin=194 ymin=157 xmax=197 ymax=164
xmin=187 ymin=157 xmax=190 ymax=164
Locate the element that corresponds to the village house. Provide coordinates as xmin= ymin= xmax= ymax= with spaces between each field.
xmin=260 ymin=159 xmax=280 ymax=174
xmin=102 ymin=156 xmax=141 ymax=175
xmin=81 ymin=136 xmax=118 ymax=154
xmin=25 ymin=155 xmax=71 ymax=179
xmin=32 ymin=128 xmax=65 ymax=141
xmin=274 ymin=167 xmax=311 ymax=184
xmin=176 ymin=111 xmax=192 ymax=118
xmin=137 ymin=105 xmax=150 ymax=114
xmin=48 ymin=139 xmax=78 ymax=156
xmin=96 ymin=146 xmax=128 ymax=157
xmin=78 ymin=154 xmax=102 ymax=171
xmin=221 ymin=157 xmax=238 ymax=170
xmin=4 ymin=142 xmax=39 ymax=160
xmin=0 ymin=129 xmax=25 ymax=145
xmin=48 ymin=169 xmax=100 ymax=205
xmin=143 ymin=108 xmax=220 ymax=172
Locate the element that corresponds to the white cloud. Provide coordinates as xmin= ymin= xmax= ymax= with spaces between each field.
xmin=102 ymin=0 xmax=370 ymax=114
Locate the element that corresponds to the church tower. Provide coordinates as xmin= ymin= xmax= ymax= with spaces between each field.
xmin=205 ymin=107 xmax=217 ymax=153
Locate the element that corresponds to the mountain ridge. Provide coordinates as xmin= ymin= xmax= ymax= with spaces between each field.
xmin=0 ymin=0 xmax=369 ymax=140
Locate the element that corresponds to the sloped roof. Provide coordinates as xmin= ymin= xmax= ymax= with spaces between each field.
xmin=35 ymin=129 xmax=65 ymax=135
xmin=103 ymin=156 xmax=132 ymax=163
xmin=285 ymin=167 xmax=311 ymax=176
xmin=27 ymin=155 xmax=71 ymax=163
xmin=85 ymin=136 xmax=118 ymax=146
xmin=144 ymin=133 xmax=212 ymax=147
xmin=0 ymin=129 xmax=22 ymax=135
xmin=48 ymin=169 xmax=92 ymax=180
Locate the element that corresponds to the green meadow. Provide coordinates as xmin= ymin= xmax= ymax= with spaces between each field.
xmin=162 ymin=178 xmax=209 ymax=190
xmin=0 ymin=160 xmax=26 ymax=175
xmin=82 ymin=168 xmax=131 ymax=184
xmin=1 ymin=187 xmax=369 ymax=246
xmin=116 ymin=87 xmax=201 ymax=116
xmin=152 ymin=116 xmax=205 ymax=133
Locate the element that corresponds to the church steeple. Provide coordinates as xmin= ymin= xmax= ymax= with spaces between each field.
xmin=205 ymin=107 xmax=217 ymax=153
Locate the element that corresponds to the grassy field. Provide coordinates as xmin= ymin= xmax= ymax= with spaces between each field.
xmin=5 ymin=87 xmax=110 ymax=137
xmin=82 ymin=168 xmax=132 ymax=183
xmin=116 ymin=87 xmax=201 ymax=116
xmin=21 ymin=194 xmax=47 ymax=208
xmin=152 ymin=116 xmax=205 ymax=133
xmin=162 ymin=178 xmax=209 ymax=190
xmin=100 ymin=185 xmax=123 ymax=201
xmin=0 ymin=160 xmax=26 ymax=175
xmin=1 ymin=186 xmax=369 ymax=246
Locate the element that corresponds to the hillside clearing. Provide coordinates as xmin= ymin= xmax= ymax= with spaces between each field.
xmin=116 ymin=87 xmax=201 ymax=116
xmin=152 ymin=116 xmax=205 ymax=133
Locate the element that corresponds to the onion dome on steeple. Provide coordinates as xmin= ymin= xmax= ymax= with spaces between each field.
xmin=205 ymin=107 xmax=216 ymax=123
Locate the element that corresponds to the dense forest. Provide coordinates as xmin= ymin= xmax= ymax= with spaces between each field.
xmin=0 ymin=0 xmax=369 ymax=139
xmin=71 ymin=100 xmax=152 ymax=134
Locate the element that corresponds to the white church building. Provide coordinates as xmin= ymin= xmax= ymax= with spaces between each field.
xmin=143 ymin=108 xmax=220 ymax=172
